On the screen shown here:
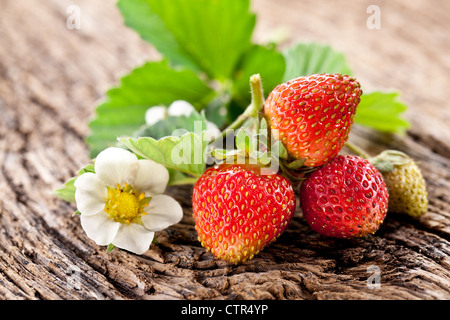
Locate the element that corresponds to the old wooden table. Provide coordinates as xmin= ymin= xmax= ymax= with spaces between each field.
xmin=0 ymin=0 xmax=449 ymax=299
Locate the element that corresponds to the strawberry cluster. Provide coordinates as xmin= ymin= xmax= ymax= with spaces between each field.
xmin=192 ymin=73 xmax=427 ymax=264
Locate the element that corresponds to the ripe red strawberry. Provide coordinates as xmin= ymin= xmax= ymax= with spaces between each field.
xmin=264 ymin=74 xmax=362 ymax=167
xmin=299 ymin=155 xmax=389 ymax=238
xmin=192 ymin=163 xmax=295 ymax=264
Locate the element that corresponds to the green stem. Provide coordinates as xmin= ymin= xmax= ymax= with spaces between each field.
xmin=209 ymin=74 xmax=265 ymax=145
xmin=250 ymin=74 xmax=265 ymax=152
xmin=261 ymin=113 xmax=272 ymax=153
xmin=345 ymin=141 xmax=369 ymax=159
xmin=255 ymin=117 xmax=260 ymax=152
xmin=248 ymin=74 xmax=265 ymax=118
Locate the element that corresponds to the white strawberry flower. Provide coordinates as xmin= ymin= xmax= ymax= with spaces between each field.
xmin=145 ymin=100 xmax=220 ymax=140
xmin=74 ymin=147 xmax=183 ymax=255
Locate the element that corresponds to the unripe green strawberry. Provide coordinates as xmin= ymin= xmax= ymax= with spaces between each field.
xmin=264 ymin=74 xmax=362 ymax=167
xmin=192 ymin=164 xmax=295 ymax=264
xmin=299 ymin=155 xmax=389 ymax=238
xmin=370 ymin=150 xmax=428 ymax=218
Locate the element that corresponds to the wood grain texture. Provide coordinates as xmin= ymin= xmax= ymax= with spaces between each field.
xmin=0 ymin=0 xmax=449 ymax=300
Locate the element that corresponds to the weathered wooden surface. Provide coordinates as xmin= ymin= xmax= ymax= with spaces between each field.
xmin=0 ymin=0 xmax=449 ymax=300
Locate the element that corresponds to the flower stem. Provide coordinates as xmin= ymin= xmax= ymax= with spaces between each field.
xmin=345 ymin=141 xmax=369 ymax=159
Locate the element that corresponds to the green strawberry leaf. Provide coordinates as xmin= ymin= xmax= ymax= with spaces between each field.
xmin=211 ymin=149 xmax=241 ymax=161
xmin=55 ymin=164 xmax=96 ymax=203
xmin=118 ymin=0 xmax=256 ymax=80
xmin=107 ymin=244 xmax=117 ymax=253
xmin=133 ymin=110 xmax=207 ymax=140
xmin=271 ymin=140 xmax=288 ymax=161
xmin=87 ymin=60 xmax=214 ymax=158
xmin=203 ymin=96 xmax=231 ymax=129
xmin=166 ymin=168 xmax=198 ymax=186
xmin=282 ymin=42 xmax=353 ymax=81
xmin=235 ymin=128 xmax=255 ymax=157
xmin=78 ymin=164 xmax=95 ymax=174
xmin=232 ymin=44 xmax=286 ymax=109
xmin=120 ymin=132 xmax=208 ymax=179
xmin=355 ymin=92 xmax=410 ymax=134
xmin=55 ymin=177 xmax=77 ymax=203
xmin=117 ymin=0 xmax=199 ymax=71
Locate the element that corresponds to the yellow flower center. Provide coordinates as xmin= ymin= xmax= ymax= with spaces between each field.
xmin=104 ymin=183 xmax=151 ymax=224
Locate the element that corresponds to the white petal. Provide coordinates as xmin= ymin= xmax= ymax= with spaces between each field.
xmin=145 ymin=106 xmax=167 ymax=126
xmin=94 ymin=147 xmax=139 ymax=187
xmin=133 ymin=159 xmax=169 ymax=196
xmin=74 ymin=172 xmax=107 ymax=216
xmin=80 ymin=212 xmax=120 ymax=246
xmin=168 ymin=100 xmax=195 ymax=117
xmin=141 ymin=195 xmax=183 ymax=231
xmin=112 ymin=223 xmax=155 ymax=255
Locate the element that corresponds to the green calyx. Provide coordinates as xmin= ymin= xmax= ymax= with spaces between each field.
xmin=209 ymin=74 xmax=272 ymax=167
xmin=369 ymin=150 xmax=413 ymax=173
